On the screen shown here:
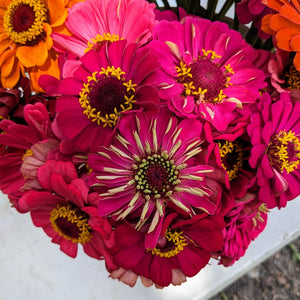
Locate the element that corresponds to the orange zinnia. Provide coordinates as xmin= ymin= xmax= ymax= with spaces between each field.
xmin=262 ymin=0 xmax=300 ymax=70
xmin=0 ymin=0 xmax=80 ymax=91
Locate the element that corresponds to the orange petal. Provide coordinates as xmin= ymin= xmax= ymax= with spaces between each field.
xmin=16 ymin=40 xmax=49 ymax=67
xmin=261 ymin=14 xmax=277 ymax=35
xmin=291 ymin=0 xmax=300 ymax=12
xmin=1 ymin=56 xmax=22 ymax=88
xmin=0 ymin=39 xmax=11 ymax=54
xmin=262 ymin=0 xmax=287 ymax=12
xmin=290 ymin=35 xmax=300 ymax=50
xmin=276 ymin=28 xmax=299 ymax=51
xmin=43 ymin=23 xmax=53 ymax=50
xmin=28 ymin=50 xmax=60 ymax=92
xmin=293 ymin=51 xmax=300 ymax=71
xmin=45 ymin=0 xmax=68 ymax=26
xmin=270 ymin=14 xmax=300 ymax=32
xmin=279 ymin=4 xmax=300 ymax=26
xmin=0 ymin=47 xmax=16 ymax=76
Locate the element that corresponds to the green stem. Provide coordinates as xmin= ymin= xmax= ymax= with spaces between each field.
xmin=207 ymin=0 xmax=218 ymax=19
xmin=215 ymin=0 xmax=234 ymax=21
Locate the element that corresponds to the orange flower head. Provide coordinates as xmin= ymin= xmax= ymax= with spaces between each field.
xmin=0 ymin=0 xmax=80 ymax=91
xmin=262 ymin=0 xmax=300 ymax=70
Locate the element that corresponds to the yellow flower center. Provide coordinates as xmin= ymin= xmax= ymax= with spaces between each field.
xmin=85 ymin=33 xmax=121 ymax=53
xmin=267 ymin=130 xmax=300 ymax=174
xmin=22 ymin=148 xmax=33 ymax=160
xmin=50 ymin=203 xmax=92 ymax=244
xmin=4 ymin=0 xmax=48 ymax=45
xmin=218 ymin=140 xmax=243 ymax=181
xmin=79 ymin=66 xmax=137 ymax=127
xmin=176 ymin=49 xmax=234 ymax=104
xmin=148 ymin=228 xmax=188 ymax=258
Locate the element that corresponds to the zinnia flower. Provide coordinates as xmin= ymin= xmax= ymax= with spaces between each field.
xmin=220 ymin=198 xmax=268 ymax=266
xmin=88 ymin=108 xmax=226 ymax=248
xmin=151 ymin=17 xmax=266 ymax=132
xmin=40 ymin=40 xmax=162 ymax=153
xmin=261 ymin=0 xmax=300 ymax=70
xmin=19 ymin=160 xmax=115 ymax=261
xmin=0 ymin=0 xmax=79 ymax=91
xmin=111 ymin=213 xmax=224 ymax=287
xmin=51 ymin=0 xmax=157 ymax=57
xmin=247 ymin=92 xmax=300 ymax=209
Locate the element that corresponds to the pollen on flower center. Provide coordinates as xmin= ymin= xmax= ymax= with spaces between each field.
xmin=79 ymin=67 xmax=137 ymax=127
xmin=85 ymin=33 xmax=121 ymax=53
xmin=50 ymin=203 xmax=92 ymax=244
xmin=4 ymin=0 xmax=48 ymax=45
xmin=283 ymin=65 xmax=300 ymax=90
xmin=267 ymin=130 xmax=300 ymax=174
xmin=176 ymin=49 xmax=234 ymax=104
xmin=133 ymin=151 xmax=181 ymax=200
xmin=218 ymin=140 xmax=243 ymax=181
xmin=148 ymin=228 xmax=188 ymax=258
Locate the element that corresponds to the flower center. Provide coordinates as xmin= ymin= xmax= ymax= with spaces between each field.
xmin=267 ymin=130 xmax=300 ymax=174
xmin=79 ymin=67 xmax=137 ymax=127
xmin=176 ymin=50 xmax=234 ymax=104
xmin=85 ymin=33 xmax=121 ymax=53
xmin=148 ymin=228 xmax=188 ymax=258
xmin=133 ymin=151 xmax=180 ymax=200
xmin=22 ymin=148 xmax=33 ymax=160
xmin=283 ymin=65 xmax=300 ymax=90
xmin=4 ymin=0 xmax=48 ymax=45
xmin=218 ymin=140 xmax=243 ymax=181
xmin=50 ymin=203 xmax=92 ymax=244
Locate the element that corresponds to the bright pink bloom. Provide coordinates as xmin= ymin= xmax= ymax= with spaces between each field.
xmin=154 ymin=7 xmax=187 ymax=21
xmin=220 ymin=197 xmax=268 ymax=266
xmin=52 ymin=0 xmax=157 ymax=57
xmin=111 ymin=213 xmax=224 ymax=287
xmin=40 ymin=40 xmax=162 ymax=153
xmin=248 ymin=92 xmax=300 ymax=209
xmin=19 ymin=160 xmax=115 ymax=264
xmin=151 ymin=17 xmax=266 ymax=132
xmin=88 ymin=108 xmax=226 ymax=248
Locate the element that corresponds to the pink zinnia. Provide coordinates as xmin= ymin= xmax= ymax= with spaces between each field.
xmin=248 ymin=92 xmax=300 ymax=209
xmin=220 ymin=197 xmax=268 ymax=266
xmin=88 ymin=108 xmax=226 ymax=248
xmin=19 ymin=160 xmax=115 ymax=263
xmin=151 ymin=17 xmax=266 ymax=132
xmin=40 ymin=40 xmax=162 ymax=153
xmin=52 ymin=0 xmax=157 ymax=57
xmin=111 ymin=213 xmax=224 ymax=287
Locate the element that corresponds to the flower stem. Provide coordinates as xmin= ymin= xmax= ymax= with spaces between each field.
xmin=214 ymin=0 xmax=234 ymax=21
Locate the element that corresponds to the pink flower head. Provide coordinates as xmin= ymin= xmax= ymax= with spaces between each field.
xmin=88 ymin=108 xmax=226 ymax=248
xmin=0 ymin=102 xmax=54 ymax=196
xmin=111 ymin=213 xmax=224 ymax=287
xmin=151 ymin=17 xmax=266 ymax=132
xmin=19 ymin=160 xmax=115 ymax=263
xmin=236 ymin=0 xmax=274 ymax=39
xmin=220 ymin=197 xmax=268 ymax=266
xmin=40 ymin=40 xmax=162 ymax=153
xmin=248 ymin=92 xmax=300 ymax=209
xmin=52 ymin=0 xmax=157 ymax=57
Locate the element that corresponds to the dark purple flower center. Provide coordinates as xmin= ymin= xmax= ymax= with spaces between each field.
xmin=134 ymin=152 xmax=180 ymax=199
xmin=218 ymin=140 xmax=243 ymax=181
xmin=12 ymin=4 xmax=35 ymax=33
xmin=79 ymin=67 xmax=136 ymax=127
xmin=267 ymin=130 xmax=300 ymax=173
xmin=50 ymin=203 xmax=92 ymax=244
xmin=4 ymin=0 xmax=48 ymax=45
xmin=176 ymin=51 xmax=233 ymax=103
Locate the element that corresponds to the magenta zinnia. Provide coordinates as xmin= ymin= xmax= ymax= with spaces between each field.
xmin=88 ymin=108 xmax=226 ymax=248
xmin=40 ymin=40 xmax=162 ymax=152
xmin=151 ymin=17 xmax=266 ymax=132
xmin=248 ymin=92 xmax=300 ymax=209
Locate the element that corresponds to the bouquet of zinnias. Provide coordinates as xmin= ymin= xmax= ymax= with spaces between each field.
xmin=0 ymin=0 xmax=300 ymax=288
